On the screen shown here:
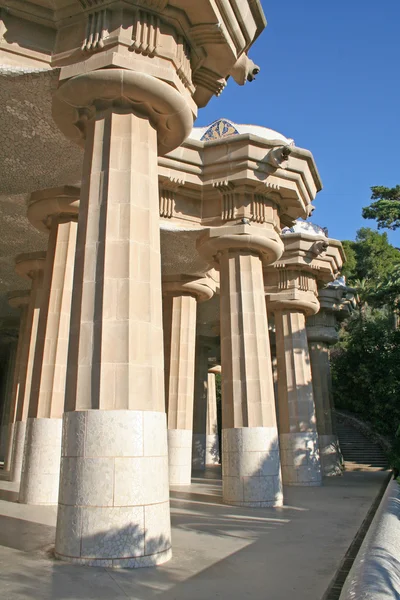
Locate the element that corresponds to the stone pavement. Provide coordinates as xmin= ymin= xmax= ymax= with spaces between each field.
xmin=0 ymin=468 xmax=388 ymax=600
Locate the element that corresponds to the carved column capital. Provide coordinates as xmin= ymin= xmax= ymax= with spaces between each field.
xmin=27 ymin=186 xmax=80 ymax=233
xmin=265 ymin=267 xmax=320 ymax=316
xmin=15 ymin=252 xmax=46 ymax=282
xmin=52 ymin=68 xmax=194 ymax=155
xmin=162 ymin=275 xmax=215 ymax=303
xmin=197 ymin=224 xmax=284 ymax=269
xmin=7 ymin=290 xmax=30 ymax=310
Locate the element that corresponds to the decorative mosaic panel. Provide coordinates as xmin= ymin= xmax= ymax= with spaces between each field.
xmin=200 ymin=119 xmax=239 ymax=142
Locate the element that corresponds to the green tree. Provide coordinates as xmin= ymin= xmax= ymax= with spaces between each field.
xmin=362 ymin=185 xmax=400 ymax=230
xmin=342 ymin=228 xmax=400 ymax=284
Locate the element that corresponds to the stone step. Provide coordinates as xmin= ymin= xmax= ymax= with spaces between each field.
xmin=336 ymin=421 xmax=389 ymax=470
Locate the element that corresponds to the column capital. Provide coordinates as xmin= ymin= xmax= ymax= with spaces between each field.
xmin=15 ymin=252 xmax=46 ymax=281
xmin=197 ymin=224 xmax=284 ymax=268
xmin=208 ymin=365 xmax=221 ymax=375
xmin=306 ymin=318 xmax=338 ymax=345
xmin=162 ymin=275 xmax=215 ymax=303
xmin=265 ymin=268 xmax=320 ymax=316
xmin=27 ymin=186 xmax=80 ymax=233
xmin=7 ymin=290 xmax=30 ymax=310
xmin=53 ymin=68 xmax=194 ymax=156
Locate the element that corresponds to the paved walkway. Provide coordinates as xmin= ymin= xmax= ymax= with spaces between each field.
xmin=0 ymin=468 xmax=388 ymax=600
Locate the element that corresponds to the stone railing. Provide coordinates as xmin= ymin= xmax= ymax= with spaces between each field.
xmin=339 ymin=478 xmax=400 ymax=600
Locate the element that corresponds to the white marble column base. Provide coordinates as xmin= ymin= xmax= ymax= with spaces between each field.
xmin=279 ymin=432 xmax=322 ymax=486
xmin=55 ymin=410 xmax=171 ymax=568
xmin=168 ymin=429 xmax=192 ymax=485
xmin=319 ymin=434 xmax=344 ymax=477
xmin=192 ymin=433 xmax=206 ymax=471
xmin=206 ymin=433 xmax=220 ymax=465
xmin=222 ymin=427 xmax=283 ymax=507
xmin=10 ymin=420 xmax=26 ymax=483
xmin=19 ymin=418 xmax=62 ymax=505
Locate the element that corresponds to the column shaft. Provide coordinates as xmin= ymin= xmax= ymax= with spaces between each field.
xmin=0 ymin=341 xmax=17 ymax=464
xmin=220 ymin=250 xmax=282 ymax=507
xmin=192 ymin=342 xmax=210 ymax=470
xmin=206 ymin=371 xmax=220 ymax=465
xmin=56 ymin=110 xmax=170 ymax=567
xmin=19 ymin=219 xmax=77 ymax=504
xmin=163 ymin=294 xmax=197 ymax=485
xmin=309 ymin=341 xmax=343 ymax=476
xmin=10 ymin=269 xmax=44 ymax=484
xmin=274 ymin=310 xmax=322 ymax=486
xmin=3 ymin=304 xmax=27 ymax=473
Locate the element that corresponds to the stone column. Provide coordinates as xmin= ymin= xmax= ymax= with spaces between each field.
xmin=19 ymin=188 xmax=79 ymax=505
xmin=198 ymin=224 xmax=284 ymax=507
xmin=163 ymin=277 xmax=214 ymax=485
xmin=52 ymin=69 xmax=193 ymax=567
xmin=0 ymin=324 xmax=18 ymax=465
xmin=3 ymin=292 xmax=30 ymax=473
xmin=272 ymin=307 xmax=322 ymax=486
xmin=306 ymin=294 xmax=344 ymax=476
xmin=192 ymin=338 xmax=212 ymax=471
xmin=206 ymin=365 xmax=221 ymax=466
xmin=10 ymin=254 xmax=46 ymax=484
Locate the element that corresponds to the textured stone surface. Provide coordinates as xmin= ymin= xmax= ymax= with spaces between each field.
xmin=279 ymin=433 xmax=322 ymax=486
xmin=222 ymin=427 xmax=283 ymax=507
xmin=319 ymin=434 xmax=343 ymax=477
xmin=168 ymin=429 xmax=192 ymax=485
xmin=55 ymin=410 xmax=171 ymax=567
xmin=19 ymin=417 xmax=62 ymax=504
xmin=274 ymin=309 xmax=322 ymax=486
xmin=9 ymin=420 xmax=26 ymax=484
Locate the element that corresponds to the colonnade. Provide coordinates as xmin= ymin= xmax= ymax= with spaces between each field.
xmin=0 ymin=0 xmax=350 ymax=571
xmin=0 ymin=209 xmax=348 ymax=562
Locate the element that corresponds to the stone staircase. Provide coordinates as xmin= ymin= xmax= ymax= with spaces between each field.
xmin=336 ymin=421 xmax=389 ymax=471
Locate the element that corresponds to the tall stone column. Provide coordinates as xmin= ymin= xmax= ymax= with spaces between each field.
xmin=272 ymin=304 xmax=322 ymax=486
xmin=206 ymin=365 xmax=221 ymax=466
xmin=52 ymin=69 xmax=193 ymax=567
xmin=3 ymin=292 xmax=30 ymax=473
xmin=306 ymin=289 xmax=347 ymax=476
xmin=163 ymin=277 xmax=214 ymax=485
xmin=19 ymin=187 xmax=79 ymax=505
xmin=0 ymin=322 xmax=18 ymax=466
xmin=10 ymin=254 xmax=46 ymax=483
xmin=199 ymin=224 xmax=284 ymax=507
xmin=192 ymin=338 xmax=212 ymax=471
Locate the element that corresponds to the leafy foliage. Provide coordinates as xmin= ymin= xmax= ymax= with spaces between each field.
xmin=331 ymin=220 xmax=400 ymax=446
xmin=362 ymin=185 xmax=400 ymax=231
xmin=342 ymin=228 xmax=400 ymax=283
xmin=331 ymin=313 xmax=400 ymax=439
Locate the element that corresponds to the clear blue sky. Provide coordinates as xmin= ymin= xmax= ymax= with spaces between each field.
xmin=195 ymin=1 xmax=400 ymax=246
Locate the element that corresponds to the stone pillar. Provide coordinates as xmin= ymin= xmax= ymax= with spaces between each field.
xmin=198 ymin=224 xmax=284 ymax=507
xmin=52 ymin=69 xmax=193 ymax=567
xmin=273 ymin=307 xmax=322 ymax=486
xmin=0 ymin=324 xmax=18 ymax=465
xmin=206 ymin=365 xmax=221 ymax=466
xmin=192 ymin=339 xmax=212 ymax=471
xmin=10 ymin=254 xmax=46 ymax=484
xmin=3 ymin=292 xmax=30 ymax=473
xmin=19 ymin=187 xmax=79 ymax=505
xmin=163 ymin=277 xmax=214 ymax=485
xmin=306 ymin=294 xmax=345 ymax=476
